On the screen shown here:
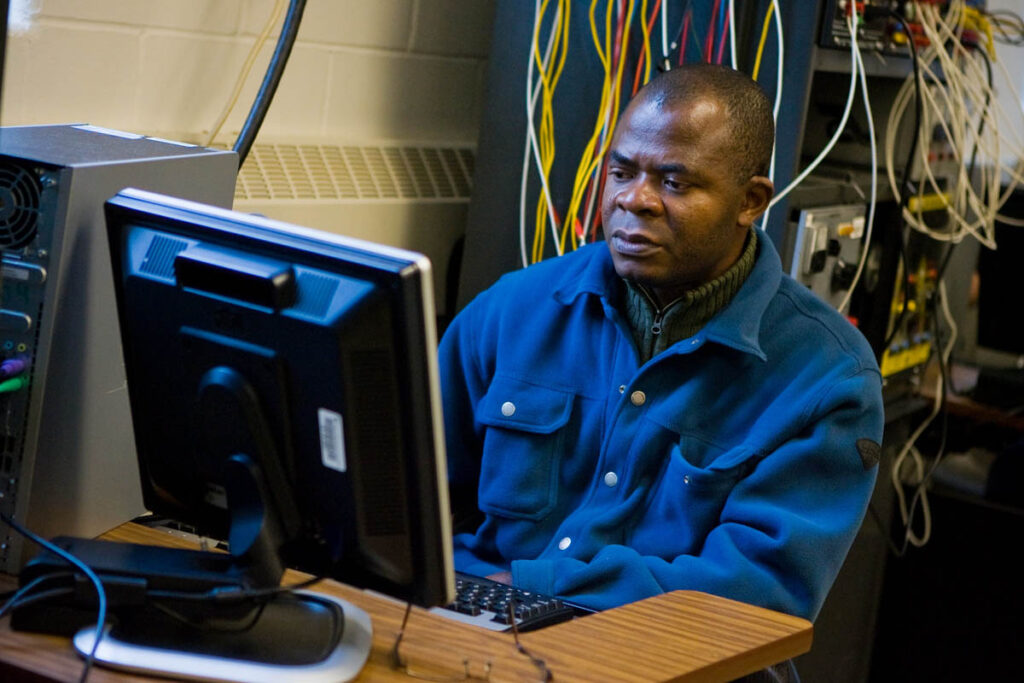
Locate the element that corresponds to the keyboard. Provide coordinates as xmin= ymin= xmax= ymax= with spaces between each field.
xmin=429 ymin=572 xmax=594 ymax=632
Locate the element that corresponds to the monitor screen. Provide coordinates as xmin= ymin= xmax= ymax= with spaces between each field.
xmin=103 ymin=187 xmax=454 ymax=608
xmin=976 ymin=190 xmax=1024 ymax=365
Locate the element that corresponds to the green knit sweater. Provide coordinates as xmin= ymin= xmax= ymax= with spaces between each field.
xmin=624 ymin=229 xmax=758 ymax=363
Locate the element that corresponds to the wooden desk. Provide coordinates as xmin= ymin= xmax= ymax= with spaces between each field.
xmin=922 ymin=363 xmax=1024 ymax=432
xmin=0 ymin=524 xmax=812 ymax=682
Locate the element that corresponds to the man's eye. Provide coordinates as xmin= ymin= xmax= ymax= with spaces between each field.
xmin=664 ymin=178 xmax=684 ymax=190
xmin=609 ymin=169 xmax=631 ymax=180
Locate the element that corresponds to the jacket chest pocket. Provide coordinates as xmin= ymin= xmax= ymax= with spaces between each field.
xmin=475 ymin=377 xmax=573 ymax=520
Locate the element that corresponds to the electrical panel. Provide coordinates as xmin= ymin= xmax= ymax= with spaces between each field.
xmin=877 ymin=234 xmax=942 ymax=377
xmin=821 ymin=1 xmax=990 ymax=54
xmin=789 ymin=203 xmax=867 ymax=311
xmin=820 ymin=0 xmax=912 ymax=53
xmin=0 ymin=125 xmax=237 ymax=573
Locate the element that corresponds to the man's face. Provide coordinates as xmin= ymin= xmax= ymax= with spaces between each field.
xmin=600 ymin=96 xmax=771 ymax=305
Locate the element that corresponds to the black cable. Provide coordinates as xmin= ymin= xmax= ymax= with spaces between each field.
xmin=145 ymin=574 xmax=323 ymax=603
xmin=0 ymin=512 xmax=105 ymax=683
xmin=0 ymin=586 xmax=77 ymax=619
xmin=985 ymin=9 xmax=1024 ymax=45
xmin=232 ymin=0 xmax=308 ymax=168
xmin=882 ymin=9 xmax=923 ymax=354
xmin=0 ymin=573 xmax=76 ymax=619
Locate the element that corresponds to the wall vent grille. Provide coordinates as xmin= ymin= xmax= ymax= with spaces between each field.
xmin=235 ymin=144 xmax=475 ymax=202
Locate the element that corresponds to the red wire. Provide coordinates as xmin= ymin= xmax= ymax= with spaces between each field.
xmin=577 ymin=0 xmax=628 ymax=244
xmin=679 ymin=9 xmax=691 ymax=65
xmin=715 ymin=6 xmax=730 ymax=64
xmin=705 ymin=0 xmax=721 ymax=63
xmin=631 ymin=0 xmax=664 ymax=96
xmin=590 ymin=157 xmax=609 ymax=241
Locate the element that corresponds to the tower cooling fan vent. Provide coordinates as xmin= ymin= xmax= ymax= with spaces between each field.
xmin=0 ymin=161 xmax=42 ymax=250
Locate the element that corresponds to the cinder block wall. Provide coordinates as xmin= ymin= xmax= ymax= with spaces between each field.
xmin=3 ymin=0 xmax=495 ymax=146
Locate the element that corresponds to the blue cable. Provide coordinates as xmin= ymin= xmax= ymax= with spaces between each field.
xmin=0 ymin=512 xmax=107 ymax=683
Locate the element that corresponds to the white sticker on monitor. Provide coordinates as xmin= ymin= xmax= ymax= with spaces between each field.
xmin=318 ymin=408 xmax=347 ymax=472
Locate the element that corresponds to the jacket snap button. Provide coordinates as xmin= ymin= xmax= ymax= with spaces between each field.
xmin=501 ymin=401 xmax=516 ymax=417
xmin=630 ymin=390 xmax=646 ymax=406
xmin=558 ymin=537 xmax=571 ymax=550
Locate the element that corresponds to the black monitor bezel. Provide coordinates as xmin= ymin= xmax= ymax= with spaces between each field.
xmin=103 ymin=188 xmax=454 ymax=608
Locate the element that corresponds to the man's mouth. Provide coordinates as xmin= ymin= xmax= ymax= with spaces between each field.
xmin=609 ymin=229 xmax=659 ymax=256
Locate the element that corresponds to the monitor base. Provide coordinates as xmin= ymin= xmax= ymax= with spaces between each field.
xmin=72 ymin=591 xmax=372 ymax=683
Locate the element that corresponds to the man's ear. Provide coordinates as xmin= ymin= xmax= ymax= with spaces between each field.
xmin=738 ymin=176 xmax=774 ymax=228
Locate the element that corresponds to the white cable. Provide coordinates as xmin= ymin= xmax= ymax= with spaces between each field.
xmin=759 ymin=0 xmax=785 ymax=231
xmin=772 ymin=0 xmax=784 ymax=126
xmin=883 ymin=1 xmax=1024 ymax=250
xmin=661 ymin=0 xmax=671 ymax=71
xmin=890 ymin=278 xmax=958 ymax=549
xmin=520 ymin=0 xmax=564 ymax=267
xmin=837 ymin=38 xmax=877 ymax=315
xmin=728 ymin=0 xmax=737 ymax=70
xmin=769 ymin=9 xmax=857 ymax=209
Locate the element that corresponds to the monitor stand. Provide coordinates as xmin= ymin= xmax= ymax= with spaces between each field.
xmin=71 ymin=590 xmax=372 ymax=683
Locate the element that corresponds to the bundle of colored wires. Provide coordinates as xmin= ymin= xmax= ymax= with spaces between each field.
xmin=521 ymin=0 xmax=571 ymax=267
xmin=559 ymin=0 xmax=636 ymax=257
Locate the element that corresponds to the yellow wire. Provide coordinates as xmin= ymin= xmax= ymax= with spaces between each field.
xmin=566 ymin=0 xmax=619 ymax=250
xmin=562 ymin=0 xmax=615 ymax=254
xmin=205 ymin=0 xmax=287 ymax=146
xmin=752 ymin=2 xmax=775 ymax=82
xmin=640 ymin=0 xmax=652 ymax=86
xmin=530 ymin=0 xmax=552 ymax=263
xmin=563 ymin=0 xmax=635 ymax=254
xmin=531 ymin=0 xmax=571 ymax=263
xmin=589 ymin=0 xmax=610 ymax=69
xmin=546 ymin=0 xmax=614 ymax=260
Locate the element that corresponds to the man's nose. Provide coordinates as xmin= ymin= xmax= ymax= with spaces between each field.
xmin=616 ymin=177 xmax=661 ymax=214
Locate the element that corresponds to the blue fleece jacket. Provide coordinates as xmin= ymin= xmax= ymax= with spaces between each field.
xmin=438 ymin=232 xmax=883 ymax=620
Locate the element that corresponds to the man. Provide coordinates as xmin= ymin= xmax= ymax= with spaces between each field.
xmin=439 ymin=64 xmax=883 ymax=622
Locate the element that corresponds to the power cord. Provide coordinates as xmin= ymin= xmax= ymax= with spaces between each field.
xmin=0 ymin=513 xmax=107 ymax=683
xmin=233 ymin=0 xmax=308 ymax=168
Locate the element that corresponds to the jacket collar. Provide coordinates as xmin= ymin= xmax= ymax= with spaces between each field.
xmin=552 ymin=229 xmax=782 ymax=361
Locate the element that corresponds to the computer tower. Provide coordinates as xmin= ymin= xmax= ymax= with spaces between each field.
xmin=0 ymin=124 xmax=237 ymax=572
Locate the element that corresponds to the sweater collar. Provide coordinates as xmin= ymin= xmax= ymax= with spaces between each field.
xmin=623 ymin=229 xmax=758 ymax=362
xmin=553 ymin=229 xmax=782 ymax=361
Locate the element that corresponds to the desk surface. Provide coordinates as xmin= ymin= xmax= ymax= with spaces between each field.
xmin=0 ymin=524 xmax=812 ymax=682
xmin=922 ymin=363 xmax=1024 ymax=432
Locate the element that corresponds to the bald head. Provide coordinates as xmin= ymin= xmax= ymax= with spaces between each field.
xmin=631 ymin=64 xmax=775 ymax=183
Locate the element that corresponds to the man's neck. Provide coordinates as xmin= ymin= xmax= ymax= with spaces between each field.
xmin=622 ymin=229 xmax=758 ymax=362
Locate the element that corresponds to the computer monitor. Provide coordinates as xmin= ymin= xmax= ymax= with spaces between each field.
xmin=16 ymin=188 xmax=455 ymax=680
xmin=968 ymin=190 xmax=1024 ymax=408
xmin=976 ymin=191 xmax=1024 ymax=366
